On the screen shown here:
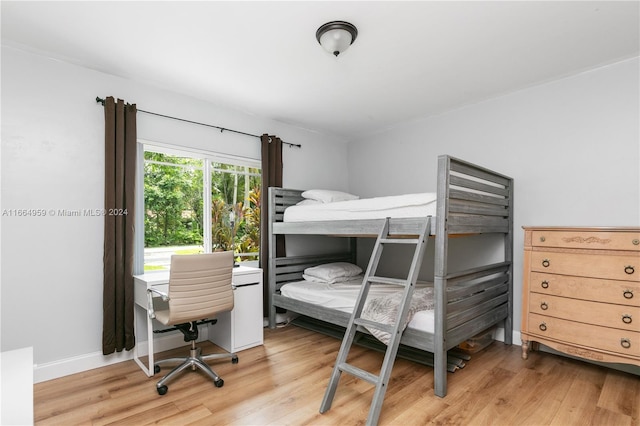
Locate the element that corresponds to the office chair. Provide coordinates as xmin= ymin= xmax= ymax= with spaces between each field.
xmin=152 ymin=251 xmax=238 ymax=395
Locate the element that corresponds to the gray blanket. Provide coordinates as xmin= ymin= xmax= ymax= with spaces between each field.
xmin=361 ymin=287 xmax=435 ymax=345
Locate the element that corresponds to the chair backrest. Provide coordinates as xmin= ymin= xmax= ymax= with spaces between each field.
xmin=165 ymin=251 xmax=234 ymax=326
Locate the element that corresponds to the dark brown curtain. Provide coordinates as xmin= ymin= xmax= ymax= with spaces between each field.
xmin=260 ymin=134 xmax=285 ymax=315
xmin=102 ymin=97 xmax=137 ymax=354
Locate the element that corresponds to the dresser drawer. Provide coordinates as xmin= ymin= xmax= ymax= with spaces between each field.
xmin=529 ymin=272 xmax=640 ymax=306
xmin=531 ymin=230 xmax=640 ymax=251
xmin=528 ymin=313 xmax=640 ymax=357
xmin=529 ymin=293 xmax=640 ymax=331
xmin=530 ymin=251 xmax=640 ymax=282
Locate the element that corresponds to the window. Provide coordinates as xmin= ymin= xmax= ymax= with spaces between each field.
xmin=140 ymin=144 xmax=261 ymax=271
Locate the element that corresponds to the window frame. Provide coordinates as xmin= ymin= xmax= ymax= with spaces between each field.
xmin=134 ymin=140 xmax=261 ymax=274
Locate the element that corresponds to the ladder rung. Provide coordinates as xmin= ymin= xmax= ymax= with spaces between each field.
xmin=381 ymin=238 xmax=420 ymax=245
xmin=354 ymin=318 xmax=394 ymax=334
xmin=368 ymin=276 xmax=407 ymax=286
xmin=337 ymin=362 xmax=379 ymax=384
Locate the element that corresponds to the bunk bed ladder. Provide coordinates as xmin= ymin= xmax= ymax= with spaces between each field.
xmin=319 ymin=216 xmax=431 ymax=426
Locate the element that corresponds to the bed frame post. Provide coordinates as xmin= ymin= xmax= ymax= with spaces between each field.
xmin=433 ymin=155 xmax=450 ymax=397
xmin=349 ymin=237 xmax=357 ymax=265
xmin=504 ymin=178 xmax=514 ymax=345
xmin=268 ymin=187 xmax=277 ymax=329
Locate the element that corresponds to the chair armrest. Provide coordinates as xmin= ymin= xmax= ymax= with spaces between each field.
xmin=146 ymin=288 xmax=169 ymax=319
xmin=149 ymin=287 xmax=169 ymax=301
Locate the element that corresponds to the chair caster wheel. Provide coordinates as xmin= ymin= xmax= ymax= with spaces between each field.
xmin=157 ymin=385 xmax=168 ymax=395
xmin=154 ymin=365 xmax=161 ymax=374
xmin=232 ymin=356 xmax=239 ymax=364
xmin=214 ymin=378 xmax=224 ymax=388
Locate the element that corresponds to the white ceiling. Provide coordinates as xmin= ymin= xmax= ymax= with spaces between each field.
xmin=2 ymin=1 xmax=639 ymax=140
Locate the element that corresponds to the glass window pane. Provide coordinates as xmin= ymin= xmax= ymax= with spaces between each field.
xmin=211 ymin=164 xmax=261 ymax=264
xmin=143 ymin=152 xmax=204 ymax=271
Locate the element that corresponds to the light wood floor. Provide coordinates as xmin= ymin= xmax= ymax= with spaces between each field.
xmin=35 ymin=324 xmax=640 ymax=425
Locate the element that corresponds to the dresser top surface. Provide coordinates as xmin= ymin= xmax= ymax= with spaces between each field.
xmin=523 ymin=226 xmax=640 ymax=232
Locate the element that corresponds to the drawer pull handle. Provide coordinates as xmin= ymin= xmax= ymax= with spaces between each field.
xmin=623 ymin=290 xmax=634 ymax=299
xmin=633 ymin=239 xmax=639 ymax=246
xmin=540 ymin=302 xmax=548 ymax=310
xmin=539 ymin=323 xmax=547 ymax=332
xmin=620 ymin=338 xmax=631 ymax=349
xmin=541 ymin=281 xmax=549 ymax=289
xmin=624 ymin=265 xmax=635 ymax=275
xmin=542 ymin=259 xmax=550 ymax=268
xmin=622 ymin=315 xmax=632 ymax=324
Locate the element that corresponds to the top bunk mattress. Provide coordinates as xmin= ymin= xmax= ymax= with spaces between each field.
xmin=283 ymin=192 xmax=438 ymax=222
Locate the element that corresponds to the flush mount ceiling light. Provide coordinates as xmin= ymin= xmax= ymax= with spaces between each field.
xmin=316 ymin=21 xmax=358 ymax=57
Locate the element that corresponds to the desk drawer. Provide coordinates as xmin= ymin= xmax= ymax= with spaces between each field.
xmin=531 ymin=230 xmax=640 ymax=251
xmin=529 ymin=272 xmax=640 ymax=306
xmin=529 ymin=292 xmax=639 ymax=331
xmin=528 ymin=313 xmax=640 ymax=357
xmin=531 ymin=251 xmax=640 ymax=282
xmin=232 ymin=271 xmax=262 ymax=287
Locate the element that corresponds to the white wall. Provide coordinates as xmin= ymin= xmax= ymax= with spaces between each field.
xmin=0 ymin=46 xmax=350 ymax=381
xmin=347 ymin=57 xmax=640 ymax=343
xmin=3 ymin=44 xmax=638 ymax=383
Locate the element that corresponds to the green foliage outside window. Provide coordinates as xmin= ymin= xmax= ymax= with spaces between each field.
xmin=144 ymin=151 xmax=261 ymax=261
xmin=144 ymin=153 xmax=204 ymax=247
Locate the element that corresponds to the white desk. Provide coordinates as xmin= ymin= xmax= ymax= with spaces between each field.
xmin=133 ymin=265 xmax=263 ymax=376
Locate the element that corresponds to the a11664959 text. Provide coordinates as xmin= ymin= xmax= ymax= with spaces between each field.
xmin=2 ymin=208 xmax=128 ymax=217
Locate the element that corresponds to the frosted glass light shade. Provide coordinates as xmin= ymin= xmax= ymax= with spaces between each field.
xmin=319 ymin=29 xmax=353 ymax=56
xmin=316 ymin=21 xmax=358 ymax=57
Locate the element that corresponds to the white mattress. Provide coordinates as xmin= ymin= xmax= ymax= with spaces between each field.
xmin=283 ymin=192 xmax=438 ymax=222
xmin=280 ymin=278 xmax=435 ymax=333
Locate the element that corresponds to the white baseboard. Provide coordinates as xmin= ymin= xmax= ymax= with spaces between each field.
xmin=33 ymin=332 xmax=197 ymax=384
xmin=512 ymin=330 xmax=522 ymax=345
xmin=479 ymin=325 xmax=520 ymax=346
xmin=492 ymin=327 xmax=522 ymax=345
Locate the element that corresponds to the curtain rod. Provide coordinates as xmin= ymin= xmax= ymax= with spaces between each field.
xmin=95 ymin=97 xmax=301 ymax=148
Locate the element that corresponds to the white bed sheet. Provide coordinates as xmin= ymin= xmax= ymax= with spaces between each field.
xmin=283 ymin=192 xmax=438 ymax=222
xmin=280 ymin=278 xmax=435 ymax=333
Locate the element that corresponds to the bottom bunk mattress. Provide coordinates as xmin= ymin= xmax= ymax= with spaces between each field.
xmin=279 ymin=278 xmax=435 ymax=339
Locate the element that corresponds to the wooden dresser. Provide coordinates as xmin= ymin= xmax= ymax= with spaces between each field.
xmin=521 ymin=227 xmax=640 ymax=367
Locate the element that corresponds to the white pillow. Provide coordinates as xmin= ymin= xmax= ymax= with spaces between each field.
xmin=301 ymin=189 xmax=359 ymax=203
xmin=296 ymin=199 xmax=322 ymax=206
xmin=303 ymin=262 xmax=363 ymax=283
xmin=303 ymin=274 xmax=363 ymax=284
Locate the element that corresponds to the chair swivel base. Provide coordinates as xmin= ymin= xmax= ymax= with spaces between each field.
xmin=154 ymin=342 xmax=238 ymax=395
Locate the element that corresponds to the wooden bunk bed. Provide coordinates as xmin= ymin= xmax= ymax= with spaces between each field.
xmin=267 ymin=155 xmax=514 ymax=398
